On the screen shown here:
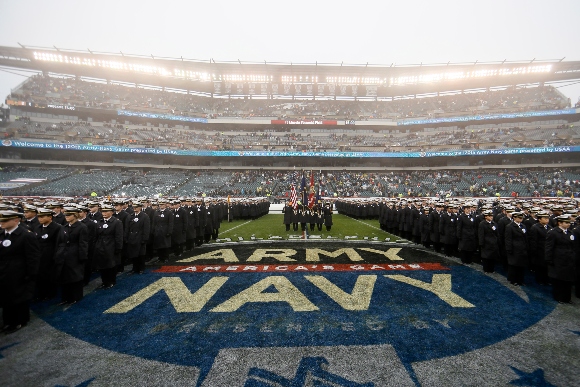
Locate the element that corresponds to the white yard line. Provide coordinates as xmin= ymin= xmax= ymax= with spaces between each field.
xmin=220 ymin=220 xmax=253 ymax=234
xmin=351 ymin=217 xmax=384 ymax=232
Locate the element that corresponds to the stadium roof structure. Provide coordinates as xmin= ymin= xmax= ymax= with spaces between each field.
xmin=1 ymin=44 xmax=580 ymax=99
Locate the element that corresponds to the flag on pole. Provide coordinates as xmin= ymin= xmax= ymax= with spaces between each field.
xmin=290 ymin=184 xmax=298 ymax=209
xmin=308 ymin=170 xmax=316 ymax=208
xmin=300 ymin=171 xmax=307 ymax=207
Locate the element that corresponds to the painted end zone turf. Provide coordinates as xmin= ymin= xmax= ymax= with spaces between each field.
xmin=30 ymin=242 xmax=558 ymax=386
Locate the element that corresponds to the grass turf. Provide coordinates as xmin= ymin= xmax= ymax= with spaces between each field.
xmin=217 ymin=214 xmax=400 ymax=242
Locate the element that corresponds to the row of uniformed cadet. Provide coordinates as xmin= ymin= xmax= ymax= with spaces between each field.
xmin=0 ymin=196 xmax=270 ymax=334
xmin=336 ymin=197 xmax=580 ymax=303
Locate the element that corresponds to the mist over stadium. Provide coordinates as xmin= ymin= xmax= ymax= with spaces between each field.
xmin=1 ymin=2 xmax=580 ymax=387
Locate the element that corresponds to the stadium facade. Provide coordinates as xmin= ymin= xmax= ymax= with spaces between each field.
xmin=1 ymin=45 xmax=580 ymax=196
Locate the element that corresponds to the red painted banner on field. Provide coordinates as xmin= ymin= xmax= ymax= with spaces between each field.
xmin=154 ymin=262 xmax=449 ymax=274
xmin=270 ymin=120 xmax=337 ymax=125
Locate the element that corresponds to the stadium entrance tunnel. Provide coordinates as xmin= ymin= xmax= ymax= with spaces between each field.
xmin=32 ymin=242 xmax=556 ymax=386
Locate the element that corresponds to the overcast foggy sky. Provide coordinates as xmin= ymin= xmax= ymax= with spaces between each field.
xmin=1 ymin=0 xmax=579 ymax=103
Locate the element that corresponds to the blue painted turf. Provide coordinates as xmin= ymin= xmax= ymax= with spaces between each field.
xmin=33 ymin=263 xmax=556 ymax=386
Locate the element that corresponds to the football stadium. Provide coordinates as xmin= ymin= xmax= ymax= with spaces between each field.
xmin=1 ymin=3 xmax=580 ymax=386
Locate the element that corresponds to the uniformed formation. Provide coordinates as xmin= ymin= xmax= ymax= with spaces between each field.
xmin=282 ymin=202 xmax=334 ymax=232
xmin=336 ymin=197 xmax=580 ymax=304
xmin=0 ymin=196 xmax=270 ymax=334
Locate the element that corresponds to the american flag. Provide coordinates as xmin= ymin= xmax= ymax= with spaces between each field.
xmin=290 ymin=184 xmax=298 ymax=209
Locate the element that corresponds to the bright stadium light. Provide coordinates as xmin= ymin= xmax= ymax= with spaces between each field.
xmin=389 ymin=65 xmax=554 ymax=86
xmin=30 ymin=51 xmax=555 ymax=86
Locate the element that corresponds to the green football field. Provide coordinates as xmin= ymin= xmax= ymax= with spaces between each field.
xmin=217 ymin=214 xmax=400 ymax=242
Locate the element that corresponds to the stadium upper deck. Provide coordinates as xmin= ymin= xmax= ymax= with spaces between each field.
xmin=2 ymin=45 xmax=580 ymax=100
xmin=2 ymin=46 xmax=580 ymax=171
xmin=6 ymin=75 xmax=571 ymax=122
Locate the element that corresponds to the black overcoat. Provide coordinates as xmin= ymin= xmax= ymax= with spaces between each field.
xmin=323 ymin=206 xmax=333 ymax=226
xmin=172 ymin=207 xmax=188 ymax=244
xmin=126 ymin=211 xmax=150 ymax=258
xmin=204 ymin=207 xmax=214 ymax=235
xmin=457 ymin=213 xmax=477 ymax=252
xmin=152 ymin=208 xmax=174 ymax=249
xmin=283 ymin=205 xmax=293 ymax=225
xmin=113 ymin=210 xmax=130 ymax=236
xmin=54 ymin=221 xmax=89 ymax=283
xmin=528 ymin=223 xmax=551 ymax=267
xmin=53 ymin=213 xmax=67 ymax=226
xmin=0 ymin=225 xmax=40 ymax=306
xmin=316 ymin=208 xmax=324 ymax=225
xmin=88 ymin=211 xmax=103 ymax=223
xmin=184 ymin=206 xmax=197 ymax=240
xmin=94 ymin=217 xmax=123 ymax=270
xmin=81 ymin=217 xmax=97 ymax=270
xmin=412 ymin=207 xmax=421 ymax=237
xmin=33 ymin=222 xmax=61 ymax=280
xmin=478 ymin=221 xmax=500 ymax=261
xmin=419 ymin=213 xmax=431 ymax=243
xmin=545 ymin=227 xmax=576 ymax=282
xmin=428 ymin=210 xmax=441 ymax=243
xmin=387 ymin=206 xmax=397 ymax=230
xmin=439 ymin=212 xmax=458 ymax=245
xmin=504 ymin=221 xmax=529 ymax=267
xmin=22 ymin=217 xmax=40 ymax=231
xmin=403 ymin=206 xmax=413 ymax=232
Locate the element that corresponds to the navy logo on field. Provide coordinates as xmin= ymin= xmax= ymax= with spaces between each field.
xmin=33 ymin=243 xmax=555 ymax=386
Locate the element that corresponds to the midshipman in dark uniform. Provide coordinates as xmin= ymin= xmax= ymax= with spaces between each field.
xmin=545 ymin=214 xmax=576 ymax=304
xmin=54 ymin=207 xmax=88 ymax=304
xmin=0 ymin=210 xmax=40 ymax=333
xmin=33 ymin=208 xmax=61 ymax=300
xmin=171 ymin=199 xmax=187 ymax=257
xmin=113 ymin=200 xmax=130 ymax=273
xmin=478 ymin=210 xmax=500 ymax=273
xmin=78 ymin=205 xmax=97 ymax=286
xmin=504 ymin=212 xmax=529 ymax=286
xmin=126 ymin=201 xmax=150 ymax=274
xmin=528 ymin=211 xmax=552 ymax=286
xmin=94 ymin=204 xmax=123 ymax=289
xmin=152 ymin=200 xmax=174 ymax=263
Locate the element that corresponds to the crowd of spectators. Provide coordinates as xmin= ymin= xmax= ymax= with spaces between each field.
xmin=8 ymin=75 xmax=571 ymax=120
xmin=1 ymin=167 xmax=579 ymax=199
xmin=322 ymin=168 xmax=580 ymax=198
xmin=5 ymin=116 xmax=580 ymax=153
